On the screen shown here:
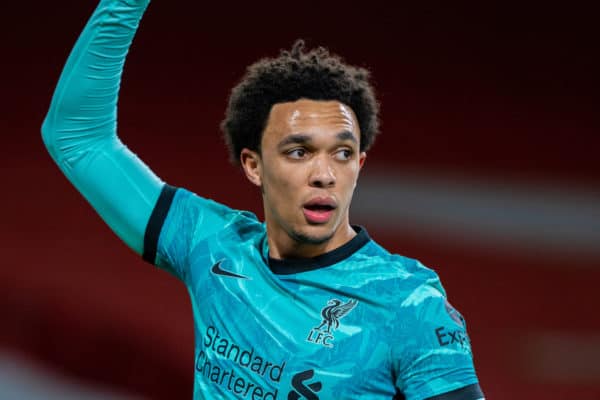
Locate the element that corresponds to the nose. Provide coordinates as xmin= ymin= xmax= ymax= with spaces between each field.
xmin=309 ymin=156 xmax=336 ymax=188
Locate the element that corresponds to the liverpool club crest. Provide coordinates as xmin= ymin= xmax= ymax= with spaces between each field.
xmin=306 ymin=298 xmax=358 ymax=348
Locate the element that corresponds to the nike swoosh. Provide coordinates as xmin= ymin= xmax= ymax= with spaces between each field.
xmin=211 ymin=260 xmax=250 ymax=280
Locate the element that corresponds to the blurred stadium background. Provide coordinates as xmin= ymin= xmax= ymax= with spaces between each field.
xmin=2 ymin=1 xmax=599 ymax=399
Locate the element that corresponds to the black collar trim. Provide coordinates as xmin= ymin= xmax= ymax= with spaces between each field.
xmin=268 ymin=226 xmax=370 ymax=275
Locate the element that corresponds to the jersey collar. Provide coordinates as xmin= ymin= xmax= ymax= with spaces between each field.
xmin=267 ymin=226 xmax=371 ymax=275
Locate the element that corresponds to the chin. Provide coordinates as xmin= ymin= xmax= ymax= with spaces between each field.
xmin=289 ymin=225 xmax=335 ymax=246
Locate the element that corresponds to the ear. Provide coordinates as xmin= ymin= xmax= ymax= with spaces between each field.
xmin=240 ymin=148 xmax=262 ymax=187
xmin=358 ymin=152 xmax=367 ymax=170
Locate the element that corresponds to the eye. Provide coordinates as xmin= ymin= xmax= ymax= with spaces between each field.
xmin=334 ymin=148 xmax=353 ymax=161
xmin=287 ymin=148 xmax=307 ymax=159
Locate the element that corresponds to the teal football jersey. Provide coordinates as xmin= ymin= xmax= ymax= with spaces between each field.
xmin=144 ymin=186 xmax=483 ymax=400
xmin=43 ymin=0 xmax=481 ymax=398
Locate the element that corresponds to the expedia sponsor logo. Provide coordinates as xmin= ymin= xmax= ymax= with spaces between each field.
xmin=288 ymin=369 xmax=322 ymax=400
xmin=306 ymin=298 xmax=358 ymax=348
xmin=435 ymin=326 xmax=470 ymax=348
xmin=435 ymin=300 xmax=471 ymax=351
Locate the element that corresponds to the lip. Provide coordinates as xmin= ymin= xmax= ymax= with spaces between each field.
xmin=303 ymin=207 xmax=335 ymax=224
xmin=303 ymin=197 xmax=337 ymax=208
xmin=302 ymin=197 xmax=337 ymax=224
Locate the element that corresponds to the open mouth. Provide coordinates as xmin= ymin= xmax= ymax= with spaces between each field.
xmin=304 ymin=204 xmax=335 ymax=212
xmin=303 ymin=200 xmax=336 ymax=224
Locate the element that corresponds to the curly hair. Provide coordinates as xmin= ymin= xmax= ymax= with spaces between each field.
xmin=221 ymin=40 xmax=380 ymax=165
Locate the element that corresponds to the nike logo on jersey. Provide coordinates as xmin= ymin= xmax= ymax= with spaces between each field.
xmin=211 ymin=260 xmax=250 ymax=280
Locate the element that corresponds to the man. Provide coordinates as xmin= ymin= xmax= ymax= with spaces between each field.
xmin=42 ymin=0 xmax=484 ymax=398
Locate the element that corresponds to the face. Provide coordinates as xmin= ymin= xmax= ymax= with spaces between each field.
xmin=241 ymin=99 xmax=366 ymax=258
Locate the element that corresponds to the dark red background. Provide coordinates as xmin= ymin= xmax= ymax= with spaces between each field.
xmin=2 ymin=1 xmax=599 ymax=399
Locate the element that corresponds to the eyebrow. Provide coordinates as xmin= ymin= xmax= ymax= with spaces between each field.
xmin=336 ymin=130 xmax=358 ymax=143
xmin=277 ymin=131 xmax=358 ymax=149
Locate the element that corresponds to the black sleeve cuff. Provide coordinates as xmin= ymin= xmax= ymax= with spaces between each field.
xmin=425 ymin=383 xmax=484 ymax=400
xmin=142 ymin=184 xmax=177 ymax=264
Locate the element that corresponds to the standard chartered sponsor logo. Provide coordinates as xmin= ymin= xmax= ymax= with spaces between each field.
xmin=195 ymin=325 xmax=285 ymax=399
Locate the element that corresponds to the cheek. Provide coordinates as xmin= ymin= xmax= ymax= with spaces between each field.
xmin=341 ymin=164 xmax=360 ymax=184
xmin=263 ymin=164 xmax=302 ymax=200
xmin=266 ymin=159 xmax=304 ymax=185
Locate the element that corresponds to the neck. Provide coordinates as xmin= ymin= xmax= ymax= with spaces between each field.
xmin=267 ymin=223 xmax=357 ymax=260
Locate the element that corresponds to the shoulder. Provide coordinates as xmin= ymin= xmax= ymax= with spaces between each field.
xmin=357 ymin=239 xmax=445 ymax=298
xmin=163 ymin=186 xmax=264 ymax=243
xmin=174 ymin=187 xmax=258 ymax=223
xmin=345 ymin=237 xmax=450 ymax=326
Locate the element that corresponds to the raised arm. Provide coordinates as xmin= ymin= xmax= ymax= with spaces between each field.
xmin=41 ymin=0 xmax=163 ymax=255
